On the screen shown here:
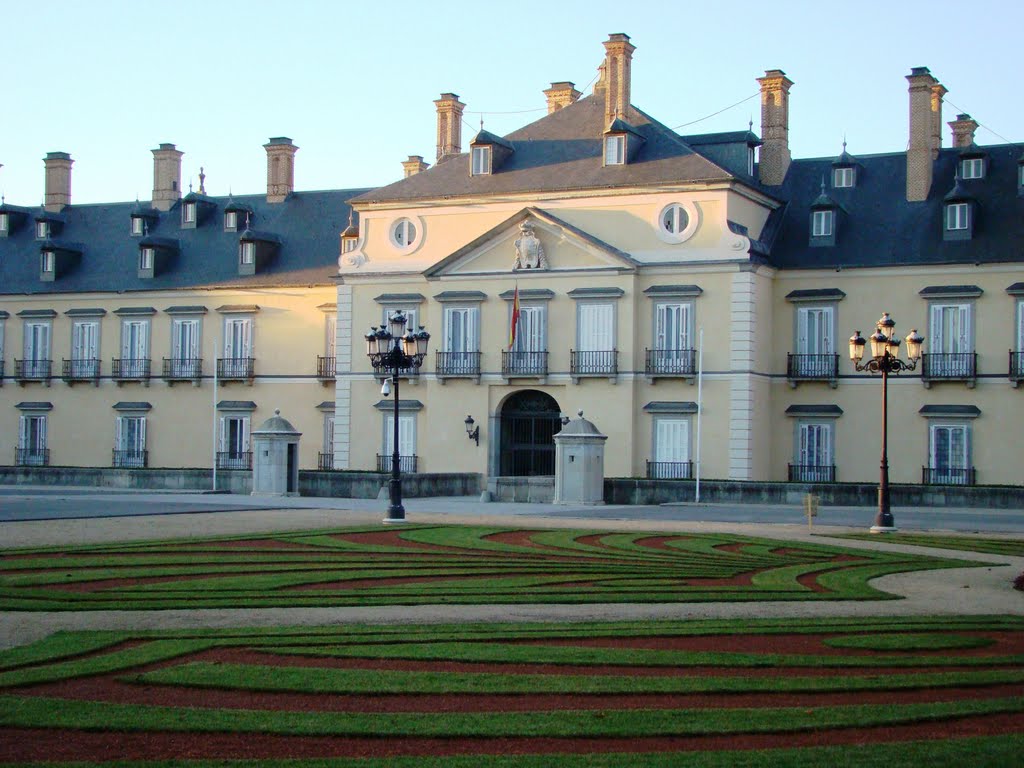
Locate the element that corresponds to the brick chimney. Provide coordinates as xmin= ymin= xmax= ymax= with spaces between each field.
xmin=151 ymin=143 xmax=183 ymax=211
xmin=543 ymin=81 xmax=581 ymax=114
xmin=600 ymin=34 xmax=635 ymax=125
xmin=756 ymin=70 xmax=794 ymax=186
xmin=402 ymin=155 xmax=429 ymax=178
xmin=906 ymin=67 xmax=946 ymax=202
xmin=264 ymin=137 xmax=298 ymax=203
xmin=949 ymin=113 xmax=979 ymax=148
xmin=43 ymin=152 xmax=73 ymax=212
xmin=434 ymin=93 xmax=465 ymax=163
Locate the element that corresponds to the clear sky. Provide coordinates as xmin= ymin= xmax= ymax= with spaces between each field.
xmin=2 ymin=0 xmax=1021 ymax=205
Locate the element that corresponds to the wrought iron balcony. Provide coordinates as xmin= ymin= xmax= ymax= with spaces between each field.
xmin=921 ymin=352 xmax=977 ymax=385
xmin=316 ymin=356 xmax=337 ymax=381
xmin=645 ymin=349 xmax=697 ymax=378
xmin=787 ymin=353 xmax=839 ymax=385
xmin=502 ymin=350 xmax=548 ymax=378
xmin=111 ymin=358 xmax=151 ymax=382
xmin=571 ymin=350 xmax=618 ymax=379
xmin=317 ymin=452 xmax=334 ymax=471
xmin=62 ymin=358 xmax=101 ymax=383
xmin=436 ymin=351 xmax=481 ymax=379
xmin=788 ymin=463 xmax=836 ymax=483
xmin=112 ymin=449 xmax=148 ymax=468
xmin=217 ymin=357 xmax=255 ymax=382
xmin=14 ymin=359 xmax=52 ymax=383
xmin=163 ymin=357 xmax=202 ymax=381
xmin=1010 ymin=351 xmax=1024 ymax=384
xmin=15 ymin=448 xmax=50 ymax=466
xmin=377 ymin=454 xmax=417 ymax=473
xmin=646 ymin=460 xmax=694 ymax=479
xmin=216 ymin=451 xmax=252 ymax=470
xmin=922 ymin=466 xmax=976 ymax=486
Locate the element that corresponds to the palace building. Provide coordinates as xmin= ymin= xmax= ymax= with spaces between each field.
xmin=2 ymin=35 xmax=1022 ymax=492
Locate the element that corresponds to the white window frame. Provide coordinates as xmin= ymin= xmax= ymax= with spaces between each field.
xmin=654 ymin=201 xmax=699 ymax=244
xmin=946 ymin=202 xmax=969 ymax=231
xmin=660 ymin=204 xmax=689 ymax=236
xmin=382 ymin=307 xmax=419 ymax=336
xmin=654 ymin=301 xmax=693 ymax=355
xmin=389 ymin=218 xmax=419 ymax=250
xmin=130 ymin=216 xmax=144 ymax=236
xmin=795 ymin=421 xmax=834 ymax=473
xmin=511 ymin=304 xmax=546 ymax=353
xmin=182 ymin=201 xmax=196 ymax=225
xmin=40 ymin=250 xmax=55 ymax=274
xmin=121 ymin=319 xmax=150 ymax=362
xmin=36 ymin=221 xmax=49 ymax=239
xmin=604 ymin=134 xmax=625 ymax=166
xmin=342 ymin=237 xmax=358 ymax=254
xmin=812 ymin=209 xmax=834 ymax=237
xmin=576 ymin=302 xmax=615 ymax=352
xmin=325 ymin=314 xmax=337 ymax=359
xmin=219 ymin=414 xmax=251 ymax=457
xmin=383 ymin=413 xmax=416 ymax=460
xmin=224 ymin=211 xmax=237 ymax=231
xmin=0 ymin=213 xmax=8 ymax=234
xmin=115 ymin=415 xmax=147 ymax=465
xmin=652 ymin=417 xmax=691 ymax=477
xmin=18 ymin=414 xmax=48 ymax=464
xmin=929 ymin=422 xmax=970 ymax=481
xmin=471 ymin=145 xmax=491 ymax=176
xmin=240 ymin=241 xmax=255 ymax=265
xmin=1017 ymin=299 xmax=1024 ymax=353
xmin=747 ymin=146 xmax=755 ymax=176
xmin=961 ymin=158 xmax=984 ymax=180
xmin=71 ymin=320 xmax=100 ymax=377
xmin=224 ymin=316 xmax=254 ymax=361
xmin=929 ymin=302 xmax=972 ymax=355
xmin=171 ymin=317 xmax=201 ymax=368
xmin=796 ymin=305 xmax=834 ymax=355
xmin=443 ymin=306 xmax=479 ymax=354
xmin=833 ymin=167 xmax=854 ymax=188
xmin=323 ymin=412 xmax=335 ymax=456
xmin=139 ymin=247 xmax=154 ymax=271
xmin=23 ymin=320 xmax=51 ymax=376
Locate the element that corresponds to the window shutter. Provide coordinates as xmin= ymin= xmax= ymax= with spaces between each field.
xmin=39 ymin=417 xmax=47 ymax=450
xmin=242 ymin=417 xmax=251 ymax=452
xmin=656 ymin=419 xmax=689 ymax=463
xmin=19 ymin=416 xmax=28 ymax=449
xmin=323 ymin=415 xmax=334 ymax=453
xmin=138 ymin=418 xmax=146 ymax=452
xmin=1018 ymin=302 xmax=1024 ymax=351
xmin=115 ymin=417 xmax=124 ymax=450
xmin=327 ymin=316 xmax=337 ymax=357
xmin=930 ymin=305 xmax=944 ymax=353
xmin=579 ymin=304 xmax=613 ymax=352
xmin=399 ymin=415 xmax=415 ymax=457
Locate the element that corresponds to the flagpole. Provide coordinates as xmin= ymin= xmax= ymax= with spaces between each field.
xmin=212 ymin=330 xmax=219 ymax=492
xmin=695 ymin=326 xmax=703 ymax=503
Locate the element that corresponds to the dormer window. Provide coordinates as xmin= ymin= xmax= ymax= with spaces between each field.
xmin=139 ymin=247 xmax=154 ymax=271
xmin=812 ymin=209 xmax=834 ymax=237
xmin=471 ymin=145 xmax=491 ymax=176
xmin=342 ymin=237 xmax=357 ymax=253
xmin=961 ymin=157 xmax=984 ymax=180
xmin=0 ymin=213 xmax=7 ymax=235
xmin=130 ymin=216 xmax=145 ymax=236
xmin=1018 ymin=160 xmax=1024 ymax=194
xmin=946 ymin=202 xmax=970 ymax=231
xmin=36 ymin=221 xmax=49 ymax=239
xmin=41 ymin=250 xmax=55 ymax=274
xmin=182 ymin=201 xmax=196 ymax=226
xmin=224 ymin=211 xmax=237 ymax=231
xmin=747 ymin=147 xmax=755 ymax=176
xmin=604 ymin=135 xmax=625 ymax=165
xmin=833 ymin=167 xmax=855 ymax=188
xmin=240 ymin=241 xmax=255 ymax=265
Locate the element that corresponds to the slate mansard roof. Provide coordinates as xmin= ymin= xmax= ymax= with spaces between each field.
xmin=0 ymin=189 xmax=369 ymax=296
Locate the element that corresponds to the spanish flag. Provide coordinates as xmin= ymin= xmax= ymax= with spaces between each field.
xmin=508 ymin=284 xmax=520 ymax=350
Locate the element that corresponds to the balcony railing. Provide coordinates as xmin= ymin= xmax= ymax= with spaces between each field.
xmin=316 ymin=356 xmax=337 ymax=381
xmin=921 ymin=352 xmax=976 ymax=384
xmin=646 ymin=460 xmax=694 ymax=479
xmin=317 ymin=452 xmax=334 ymax=471
xmin=922 ymin=466 xmax=976 ymax=486
xmin=112 ymin=449 xmax=148 ymax=468
xmin=571 ymin=350 xmax=618 ymax=378
xmin=14 ymin=359 xmax=52 ymax=383
xmin=645 ymin=349 xmax=697 ymax=378
xmin=787 ymin=353 xmax=839 ymax=384
xmin=62 ymin=358 xmax=101 ymax=383
xmin=373 ymin=363 xmax=421 ymax=380
xmin=111 ymin=358 xmax=151 ymax=382
xmin=788 ymin=464 xmax=836 ymax=483
xmin=436 ymin=351 xmax=481 ymax=378
xmin=1010 ymin=351 xmax=1024 ymax=383
xmin=216 ymin=451 xmax=253 ymax=470
xmin=502 ymin=350 xmax=548 ymax=378
xmin=217 ymin=357 xmax=255 ymax=382
xmin=15 ymin=448 xmax=50 ymax=466
xmin=377 ymin=454 xmax=418 ymax=473
xmin=163 ymin=357 xmax=202 ymax=381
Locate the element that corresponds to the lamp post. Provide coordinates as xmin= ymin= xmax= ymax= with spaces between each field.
xmin=365 ymin=311 xmax=429 ymax=523
xmin=849 ymin=313 xmax=924 ymax=532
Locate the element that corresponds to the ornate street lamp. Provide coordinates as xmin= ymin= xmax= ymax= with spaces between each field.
xmin=365 ymin=312 xmax=429 ymax=523
xmin=849 ymin=313 xmax=924 ymax=532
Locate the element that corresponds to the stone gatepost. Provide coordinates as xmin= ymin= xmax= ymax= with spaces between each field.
xmin=251 ymin=409 xmax=302 ymax=496
xmin=553 ymin=410 xmax=607 ymax=505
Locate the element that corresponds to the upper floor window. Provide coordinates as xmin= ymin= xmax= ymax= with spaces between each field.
xmin=945 ymin=202 xmax=970 ymax=231
xmin=833 ymin=167 xmax=854 ymax=188
xmin=390 ymin=218 xmax=418 ymax=249
xmin=661 ymin=204 xmax=689 ymax=237
xmin=342 ymin=237 xmax=357 ymax=253
xmin=40 ymin=250 xmax=55 ymax=274
xmin=961 ymin=158 xmax=984 ymax=180
xmin=182 ymin=201 xmax=196 ymax=226
xmin=0 ymin=213 xmax=8 ymax=235
xmin=224 ymin=211 xmax=237 ymax=231
xmin=812 ymin=209 xmax=834 ymax=237
xmin=130 ymin=216 xmax=145 ymax=236
xmin=604 ymin=135 xmax=625 ymax=166
xmin=471 ymin=146 xmax=491 ymax=176
xmin=36 ymin=221 xmax=49 ymax=239
xmin=139 ymin=247 xmax=154 ymax=271
xmin=747 ymin=147 xmax=755 ymax=176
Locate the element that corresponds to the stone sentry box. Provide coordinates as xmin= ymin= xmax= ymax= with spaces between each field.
xmin=553 ymin=410 xmax=607 ymax=505
xmin=251 ymin=409 xmax=302 ymax=496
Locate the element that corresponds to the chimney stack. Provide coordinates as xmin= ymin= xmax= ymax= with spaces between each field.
xmin=543 ymin=81 xmax=581 ymax=114
xmin=756 ymin=70 xmax=793 ymax=186
xmin=151 ymin=143 xmax=183 ymax=211
xmin=43 ymin=152 xmax=73 ymax=212
xmin=434 ymin=93 xmax=465 ymax=163
xmin=264 ymin=137 xmax=298 ymax=203
xmin=402 ymin=155 xmax=429 ymax=178
xmin=949 ymin=113 xmax=979 ymax=148
xmin=906 ymin=67 xmax=946 ymax=201
xmin=600 ymin=34 xmax=635 ymax=125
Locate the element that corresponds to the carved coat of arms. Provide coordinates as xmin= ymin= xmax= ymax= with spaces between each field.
xmin=513 ymin=220 xmax=548 ymax=270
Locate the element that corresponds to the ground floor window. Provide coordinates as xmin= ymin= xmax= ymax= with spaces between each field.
xmin=649 ymin=417 xmax=692 ymax=479
xmin=114 ymin=416 xmax=147 ymax=468
xmin=218 ymin=415 xmax=251 ymax=470
xmin=927 ymin=423 xmax=972 ymax=485
xmin=17 ymin=414 xmax=48 ymax=466
xmin=381 ymin=413 xmax=416 ymax=473
xmin=791 ymin=422 xmax=834 ymax=482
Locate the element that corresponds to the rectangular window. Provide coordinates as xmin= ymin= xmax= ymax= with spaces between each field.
xmin=946 ymin=203 xmax=969 ymax=230
xmin=130 ymin=217 xmax=144 ymax=236
xmin=325 ymin=314 xmax=337 ymax=358
xmin=240 ymin=242 xmax=255 ymax=265
xmin=36 ymin=221 xmax=49 ymax=239
xmin=930 ymin=303 xmax=971 ymax=354
xmin=115 ymin=415 xmax=147 ymax=467
xmin=577 ymin=303 xmax=614 ymax=352
xmin=18 ymin=414 xmax=47 ymax=465
xmin=471 ymin=146 xmax=491 ymax=175
xmin=183 ymin=202 xmax=196 ymax=224
xmin=652 ymin=418 xmax=690 ymax=478
xmin=811 ymin=209 xmax=834 ymax=237
xmin=342 ymin=238 xmax=357 ymax=253
xmin=139 ymin=248 xmax=154 ymax=271
xmin=512 ymin=305 xmax=546 ymax=353
xmin=797 ymin=422 xmax=833 ymax=476
xmin=23 ymin=321 xmax=50 ymax=377
xmin=747 ymin=147 xmax=755 ymax=176
xmin=71 ymin=321 xmax=99 ymax=377
xmin=121 ymin=320 xmax=149 ymax=362
xmin=41 ymin=251 xmax=55 ymax=273
xmin=604 ymin=135 xmax=625 ymax=165
xmin=219 ymin=415 xmax=251 ymax=456
xmin=833 ymin=167 xmax=854 ymax=188
xmin=224 ymin=317 xmax=253 ymax=362
xmin=0 ymin=213 xmax=8 ymax=234
xmin=383 ymin=413 xmax=416 ymax=461
xmin=796 ymin=306 xmax=833 ymax=355
xmin=929 ymin=423 xmax=969 ymax=483
xmin=382 ymin=307 xmax=418 ymax=334
xmin=961 ymin=158 xmax=984 ymax=179
xmin=655 ymin=302 xmax=691 ymax=355
xmin=171 ymin=318 xmax=200 ymax=372
xmin=444 ymin=306 xmax=479 ymax=353
xmin=224 ymin=211 xmax=237 ymax=231
xmin=323 ymin=412 xmax=335 ymax=456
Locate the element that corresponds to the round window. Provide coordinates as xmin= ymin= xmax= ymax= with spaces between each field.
xmin=391 ymin=218 xmax=418 ymax=249
xmin=655 ymin=202 xmax=698 ymax=244
xmin=661 ymin=204 xmax=688 ymax=235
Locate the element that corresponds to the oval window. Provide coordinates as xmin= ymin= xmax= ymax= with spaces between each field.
xmin=661 ymin=204 xmax=688 ymax=235
xmin=392 ymin=218 xmax=418 ymax=249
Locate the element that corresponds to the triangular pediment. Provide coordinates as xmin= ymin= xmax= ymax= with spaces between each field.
xmin=424 ymin=207 xmax=638 ymax=278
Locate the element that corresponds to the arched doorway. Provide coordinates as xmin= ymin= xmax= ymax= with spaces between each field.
xmin=499 ymin=390 xmax=561 ymax=476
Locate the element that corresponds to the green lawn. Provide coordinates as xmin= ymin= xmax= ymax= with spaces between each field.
xmin=829 ymin=532 xmax=1024 ymax=558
